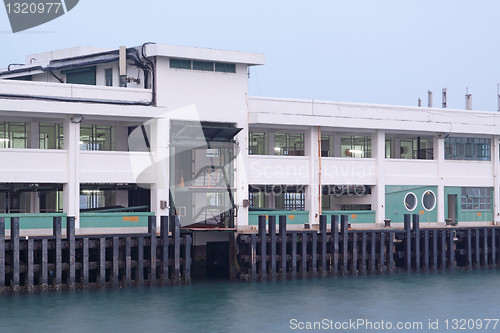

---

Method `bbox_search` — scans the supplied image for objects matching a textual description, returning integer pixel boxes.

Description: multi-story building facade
[0,43,499,234]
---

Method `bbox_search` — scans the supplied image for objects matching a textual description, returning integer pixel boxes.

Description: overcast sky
[1,0,499,112]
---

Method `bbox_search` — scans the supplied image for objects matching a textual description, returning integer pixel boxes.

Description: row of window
[249,132,494,161]
[0,121,113,151]
[170,58,236,73]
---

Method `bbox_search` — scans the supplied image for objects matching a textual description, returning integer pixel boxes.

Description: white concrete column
[268,130,275,155]
[372,130,385,224]
[236,129,249,227]
[394,138,401,159]
[29,192,39,213]
[29,121,39,149]
[114,123,129,151]
[150,118,170,229]
[333,133,341,157]
[493,135,499,224]
[63,117,80,227]
[305,126,320,225]
[434,135,445,224]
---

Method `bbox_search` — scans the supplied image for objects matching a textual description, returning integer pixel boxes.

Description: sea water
[1,270,500,332]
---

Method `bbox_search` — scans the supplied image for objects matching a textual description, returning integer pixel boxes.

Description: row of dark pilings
[0,215,191,292]
[236,214,500,281]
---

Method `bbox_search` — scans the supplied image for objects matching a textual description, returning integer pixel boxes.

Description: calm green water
[1,270,500,332]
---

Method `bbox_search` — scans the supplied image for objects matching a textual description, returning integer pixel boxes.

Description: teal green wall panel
[80,212,154,228]
[0,213,67,229]
[444,187,493,223]
[385,185,438,223]
[248,211,309,225]
[322,211,375,223]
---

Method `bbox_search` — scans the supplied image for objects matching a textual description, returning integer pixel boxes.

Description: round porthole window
[404,192,417,211]
[422,190,436,211]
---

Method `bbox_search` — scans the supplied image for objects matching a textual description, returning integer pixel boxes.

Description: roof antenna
[418,97,421,107]
[442,88,447,108]
[497,84,500,112]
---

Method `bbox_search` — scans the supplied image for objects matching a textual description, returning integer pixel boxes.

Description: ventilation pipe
[465,88,472,110]
[427,90,433,108]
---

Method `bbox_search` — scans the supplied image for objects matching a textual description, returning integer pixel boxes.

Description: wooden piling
[67,216,76,285]
[361,232,367,275]
[160,216,169,285]
[340,215,348,275]
[149,216,157,286]
[113,237,119,286]
[41,238,48,285]
[138,236,144,285]
[125,237,131,286]
[100,237,106,285]
[258,215,266,280]
[319,215,327,277]
[0,217,5,288]
[330,215,339,275]
[279,215,287,279]
[352,232,358,275]
[404,214,411,271]
[412,214,420,271]
[269,216,276,281]
[291,232,297,279]
[301,233,307,278]
[83,238,89,286]
[170,216,180,284]
[27,238,34,287]
[11,217,20,287]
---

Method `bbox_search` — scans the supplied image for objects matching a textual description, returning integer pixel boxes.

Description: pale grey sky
[1,0,499,111]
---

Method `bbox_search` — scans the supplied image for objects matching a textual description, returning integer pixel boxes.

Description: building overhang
[145,43,265,66]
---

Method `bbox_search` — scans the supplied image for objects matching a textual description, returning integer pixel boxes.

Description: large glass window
[274,133,304,156]
[341,135,371,158]
[461,187,492,210]
[249,132,266,155]
[80,125,113,151]
[445,137,491,161]
[0,121,28,148]
[321,135,332,157]
[39,123,64,149]
[385,137,433,159]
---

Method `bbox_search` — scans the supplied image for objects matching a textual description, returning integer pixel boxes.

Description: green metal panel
[64,66,96,85]
[444,187,493,223]
[0,213,67,229]
[385,185,438,223]
[80,212,154,228]
[248,211,309,225]
[322,210,375,223]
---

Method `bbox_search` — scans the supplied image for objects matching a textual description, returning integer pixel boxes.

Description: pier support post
[0,217,4,289]
[148,216,157,286]
[361,232,367,275]
[83,238,89,286]
[404,214,411,271]
[113,237,119,286]
[169,215,180,284]
[184,235,191,284]
[160,216,169,285]
[319,215,327,277]
[12,217,20,287]
[291,232,297,279]
[268,216,276,281]
[340,215,348,275]
[41,238,48,285]
[279,215,287,279]
[125,237,131,286]
[258,215,267,281]
[27,238,34,287]
[412,214,420,271]
[67,216,76,286]
[53,216,62,286]
[331,215,339,275]
[250,234,256,281]
[100,238,106,286]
